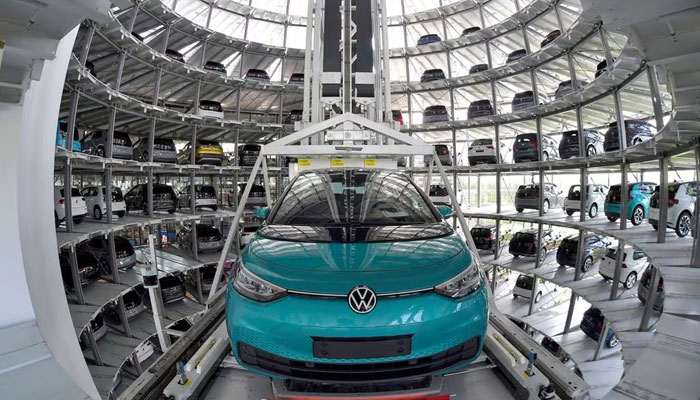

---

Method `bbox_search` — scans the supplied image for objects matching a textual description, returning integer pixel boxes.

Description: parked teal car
[226,169,488,383]
[604,182,657,225]
[55,120,81,152]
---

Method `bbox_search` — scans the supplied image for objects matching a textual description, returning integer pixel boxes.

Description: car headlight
[233,261,286,302]
[434,257,483,298]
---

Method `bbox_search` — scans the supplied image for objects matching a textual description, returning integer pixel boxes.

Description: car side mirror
[436,205,454,219]
[254,207,270,220]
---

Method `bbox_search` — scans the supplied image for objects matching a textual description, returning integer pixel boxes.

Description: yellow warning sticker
[331,159,345,167]
[298,159,311,167]
[364,159,376,167]
[521,371,531,379]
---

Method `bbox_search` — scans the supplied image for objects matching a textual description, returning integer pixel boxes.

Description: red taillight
[468,146,473,150]
[487,235,494,240]
[530,141,538,147]
[626,127,632,135]
[628,196,634,201]
[596,321,603,328]
[534,191,539,197]
[622,263,627,268]
[58,199,65,205]
[658,279,664,292]
[669,198,679,206]
[487,145,494,149]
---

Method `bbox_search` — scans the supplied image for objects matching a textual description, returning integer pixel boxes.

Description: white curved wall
[0,26,100,400]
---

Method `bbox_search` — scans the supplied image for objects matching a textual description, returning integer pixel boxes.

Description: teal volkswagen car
[226,169,488,384]
[604,182,657,225]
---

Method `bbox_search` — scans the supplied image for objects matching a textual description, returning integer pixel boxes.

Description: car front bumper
[226,283,488,382]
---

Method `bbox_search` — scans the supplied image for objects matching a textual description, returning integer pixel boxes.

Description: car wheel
[607,335,620,348]
[93,206,103,221]
[607,215,618,222]
[143,203,149,216]
[212,205,218,211]
[516,207,524,213]
[631,205,644,226]
[632,137,642,146]
[542,151,550,161]
[624,271,637,289]
[73,215,84,224]
[589,203,598,218]
[586,145,597,156]
[534,291,542,303]
[542,200,550,214]
[96,146,105,157]
[117,211,126,218]
[513,294,518,298]
[676,211,691,237]
[566,209,575,216]
[142,151,149,162]
[168,209,176,214]
[581,256,593,272]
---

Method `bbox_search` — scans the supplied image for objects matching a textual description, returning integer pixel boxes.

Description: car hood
[243,233,472,295]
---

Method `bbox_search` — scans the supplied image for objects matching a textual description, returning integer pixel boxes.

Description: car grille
[237,336,480,383]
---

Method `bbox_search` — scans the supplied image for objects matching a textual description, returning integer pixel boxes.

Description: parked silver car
[515,183,564,214]
[422,105,450,123]
[564,184,608,218]
[648,181,697,237]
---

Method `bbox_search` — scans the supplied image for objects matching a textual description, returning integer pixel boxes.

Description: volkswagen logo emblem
[348,285,377,314]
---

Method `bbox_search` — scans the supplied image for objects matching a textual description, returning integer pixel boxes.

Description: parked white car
[80,186,127,220]
[195,100,224,119]
[648,181,697,237]
[512,274,554,303]
[599,246,649,289]
[468,138,512,165]
[54,187,87,227]
[564,184,608,218]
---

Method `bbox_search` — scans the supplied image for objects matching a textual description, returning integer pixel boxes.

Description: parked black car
[603,120,656,152]
[204,60,227,74]
[245,68,270,81]
[238,144,261,166]
[185,264,225,294]
[104,288,145,328]
[506,49,527,63]
[540,30,561,48]
[84,60,97,78]
[509,228,559,262]
[556,234,610,272]
[86,235,136,274]
[581,307,619,347]
[287,73,304,84]
[513,133,558,162]
[638,264,664,311]
[59,246,101,289]
[468,99,494,119]
[422,105,450,123]
[133,137,178,163]
[165,49,185,63]
[595,59,611,78]
[178,224,224,253]
[558,129,604,158]
[420,68,446,82]
[469,64,489,74]
[124,183,177,214]
[471,225,511,251]
[462,26,481,36]
[283,109,303,124]
[159,273,186,304]
[511,90,535,111]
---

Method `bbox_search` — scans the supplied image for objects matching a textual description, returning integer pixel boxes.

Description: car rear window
[471,228,492,236]
[516,133,537,142]
[515,274,533,289]
[113,131,132,146]
[517,185,539,196]
[60,188,82,197]
[197,185,216,194]
[429,185,448,196]
[241,144,261,152]
[425,105,447,114]
[153,185,174,194]
[472,139,492,146]
[514,231,535,240]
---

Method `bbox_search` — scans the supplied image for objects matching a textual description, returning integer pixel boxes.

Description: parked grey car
[554,79,589,99]
[133,137,177,163]
[513,133,559,162]
[515,183,564,214]
[424,144,453,166]
[82,130,133,159]
[422,105,450,123]
[511,90,535,111]
[565,184,608,218]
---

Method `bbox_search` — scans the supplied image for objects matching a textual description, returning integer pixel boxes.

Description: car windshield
[269,170,439,226]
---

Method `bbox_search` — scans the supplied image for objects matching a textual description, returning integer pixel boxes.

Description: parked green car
[604,182,657,225]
